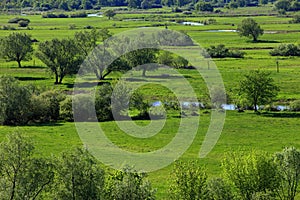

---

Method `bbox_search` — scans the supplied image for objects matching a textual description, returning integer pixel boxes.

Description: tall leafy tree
[238,70,279,112]
[104,9,116,19]
[54,148,105,200]
[0,132,54,200]
[0,76,32,125]
[237,18,264,42]
[274,147,300,200]
[222,151,280,199]
[36,38,83,84]
[0,32,33,68]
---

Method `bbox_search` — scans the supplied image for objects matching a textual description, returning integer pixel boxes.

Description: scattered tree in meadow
[237,18,264,42]
[238,70,279,112]
[269,43,300,56]
[0,32,33,68]
[0,132,54,200]
[104,9,116,19]
[36,38,83,84]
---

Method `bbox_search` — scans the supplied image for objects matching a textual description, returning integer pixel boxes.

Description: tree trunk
[17,60,22,68]
[54,71,59,84]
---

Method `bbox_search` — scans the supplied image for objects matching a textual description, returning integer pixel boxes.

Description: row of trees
[170,147,300,200]
[1,0,297,10]
[0,30,192,84]
[0,131,156,200]
[3,131,300,200]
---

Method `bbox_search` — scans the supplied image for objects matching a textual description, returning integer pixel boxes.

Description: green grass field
[1,6,300,199]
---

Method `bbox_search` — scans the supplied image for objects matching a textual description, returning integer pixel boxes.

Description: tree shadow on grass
[247,40,279,44]
[15,76,47,81]
[26,122,65,127]
[261,112,300,118]
[22,65,45,69]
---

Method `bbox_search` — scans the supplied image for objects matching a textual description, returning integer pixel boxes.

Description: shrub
[57,13,68,18]
[169,160,209,199]
[69,23,76,29]
[95,84,113,121]
[290,100,300,111]
[105,167,156,200]
[70,12,87,18]
[222,151,280,199]
[72,94,96,121]
[207,178,236,200]
[42,13,58,18]
[18,20,29,27]
[289,15,300,23]
[270,43,300,56]
[8,17,30,23]
[205,44,245,58]
[30,90,62,123]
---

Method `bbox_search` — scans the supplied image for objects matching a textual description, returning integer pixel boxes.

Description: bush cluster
[270,43,300,56]
[42,12,86,18]
[0,76,63,125]
[170,147,300,200]
[0,76,158,125]
[205,44,245,58]
[8,17,30,23]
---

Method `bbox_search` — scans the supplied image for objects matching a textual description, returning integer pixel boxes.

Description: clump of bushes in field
[0,76,168,125]
[0,132,156,200]
[204,44,245,58]
[8,17,30,24]
[270,43,300,56]
[290,100,300,111]
[0,76,63,125]
[42,12,85,18]
[289,15,300,23]
[70,12,88,18]
[170,147,300,200]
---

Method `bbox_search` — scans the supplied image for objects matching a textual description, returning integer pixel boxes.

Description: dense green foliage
[238,70,279,112]
[270,43,300,56]
[37,38,83,84]
[237,18,264,42]
[205,44,245,58]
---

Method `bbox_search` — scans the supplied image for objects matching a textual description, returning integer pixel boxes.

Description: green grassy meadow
[1,7,300,198]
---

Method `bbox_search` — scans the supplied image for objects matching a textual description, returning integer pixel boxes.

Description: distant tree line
[1,0,299,11]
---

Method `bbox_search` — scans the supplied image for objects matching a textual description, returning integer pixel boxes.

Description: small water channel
[180,21,204,26]
[152,101,288,111]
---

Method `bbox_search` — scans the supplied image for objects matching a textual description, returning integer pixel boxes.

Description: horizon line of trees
[1,0,299,11]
